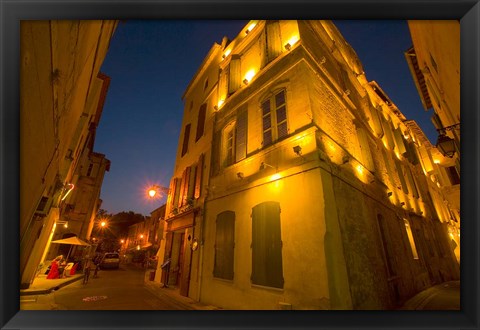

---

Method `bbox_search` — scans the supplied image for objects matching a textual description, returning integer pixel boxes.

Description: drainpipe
[196,111,217,302]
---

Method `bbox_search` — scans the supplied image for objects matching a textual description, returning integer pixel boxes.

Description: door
[179,228,194,297]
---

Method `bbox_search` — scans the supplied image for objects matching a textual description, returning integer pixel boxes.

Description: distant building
[158,20,460,310]
[405,20,460,262]
[20,20,118,289]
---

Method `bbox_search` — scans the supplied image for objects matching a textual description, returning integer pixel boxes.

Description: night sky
[95,20,437,216]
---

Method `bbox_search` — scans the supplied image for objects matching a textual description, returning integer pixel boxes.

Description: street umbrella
[51,236,90,261]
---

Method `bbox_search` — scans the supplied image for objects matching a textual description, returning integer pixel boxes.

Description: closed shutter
[166,178,177,212]
[194,154,204,199]
[406,167,419,198]
[178,167,191,207]
[405,141,420,165]
[218,67,229,101]
[213,211,235,280]
[382,117,396,150]
[187,165,196,200]
[395,160,409,194]
[172,178,180,210]
[181,124,191,156]
[235,105,248,162]
[251,201,283,288]
[356,127,375,172]
[370,107,384,138]
[196,104,207,142]
[229,55,241,94]
[266,21,282,63]
[393,127,407,155]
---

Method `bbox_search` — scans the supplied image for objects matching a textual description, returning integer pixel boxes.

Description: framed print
[1,0,479,329]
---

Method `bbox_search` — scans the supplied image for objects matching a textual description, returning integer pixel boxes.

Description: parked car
[99,252,120,269]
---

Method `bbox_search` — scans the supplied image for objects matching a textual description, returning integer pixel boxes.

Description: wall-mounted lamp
[148,184,170,198]
[61,183,75,201]
[285,43,292,51]
[260,162,276,171]
[243,79,249,85]
[342,155,350,164]
[237,172,244,179]
[293,145,302,156]
[435,123,460,158]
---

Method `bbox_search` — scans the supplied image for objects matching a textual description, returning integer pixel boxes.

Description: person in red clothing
[46,256,62,279]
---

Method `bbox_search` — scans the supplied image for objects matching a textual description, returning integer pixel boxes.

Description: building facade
[20,20,117,288]
[157,20,460,310]
[405,20,460,262]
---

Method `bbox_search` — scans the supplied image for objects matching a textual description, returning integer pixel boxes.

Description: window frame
[261,89,288,148]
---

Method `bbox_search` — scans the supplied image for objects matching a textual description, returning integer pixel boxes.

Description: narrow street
[21,264,189,310]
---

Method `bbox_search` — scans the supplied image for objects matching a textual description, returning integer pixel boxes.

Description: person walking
[83,257,92,284]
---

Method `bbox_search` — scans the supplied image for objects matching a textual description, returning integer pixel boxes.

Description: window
[262,90,288,147]
[204,78,209,91]
[223,121,236,167]
[446,166,460,185]
[86,163,94,177]
[213,211,235,280]
[196,104,207,142]
[181,124,191,156]
[251,201,283,288]
[403,219,419,259]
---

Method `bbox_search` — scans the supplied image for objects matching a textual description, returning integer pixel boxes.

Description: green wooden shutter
[229,55,241,94]
[214,211,235,280]
[251,201,283,288]
[235,105,248,162]
[266,21,282,63]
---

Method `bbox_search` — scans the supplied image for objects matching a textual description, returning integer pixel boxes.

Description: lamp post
[435,123,460,158]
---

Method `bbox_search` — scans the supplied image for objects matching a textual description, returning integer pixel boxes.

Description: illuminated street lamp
[435,123,460,158]
[147,184,170,198]
[120,239,125,244]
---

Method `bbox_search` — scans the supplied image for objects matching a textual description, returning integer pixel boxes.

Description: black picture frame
[1,0,478,329]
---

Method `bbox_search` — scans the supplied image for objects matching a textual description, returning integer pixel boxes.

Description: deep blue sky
[95,20,436,216]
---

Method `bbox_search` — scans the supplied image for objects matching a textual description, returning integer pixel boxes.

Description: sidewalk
[397,281,460,310]
[20,274,84,296]
[143,279,222,310]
